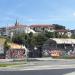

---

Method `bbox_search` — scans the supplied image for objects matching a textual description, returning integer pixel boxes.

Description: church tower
[15,20,19,26]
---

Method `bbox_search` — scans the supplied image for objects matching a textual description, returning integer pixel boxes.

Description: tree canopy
[53,24,65,30]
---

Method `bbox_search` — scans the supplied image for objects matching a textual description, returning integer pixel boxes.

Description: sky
[0,0,75,29]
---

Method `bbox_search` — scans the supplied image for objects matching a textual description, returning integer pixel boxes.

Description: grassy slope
[0,37,6,45]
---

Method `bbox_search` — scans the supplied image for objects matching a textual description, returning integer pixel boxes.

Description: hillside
[0,37,6,45]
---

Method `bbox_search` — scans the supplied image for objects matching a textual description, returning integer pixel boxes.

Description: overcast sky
[0,0,75,29]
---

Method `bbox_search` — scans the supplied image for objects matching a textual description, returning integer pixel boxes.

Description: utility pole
[24,45,29,62]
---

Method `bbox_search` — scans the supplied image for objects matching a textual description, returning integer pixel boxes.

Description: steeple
[15,20,19,26]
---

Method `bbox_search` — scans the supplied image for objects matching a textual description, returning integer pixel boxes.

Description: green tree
[12,33,48,50]
[12,33,33,47]
[44,31,54,38]
[55,32,59,38]
[71,34,75,39]
[12,34,25,45]
[28,32,33,38]
[34,34,48,46]
[61,34,68,38]
[53,24,65,30]
[4,40,10,50]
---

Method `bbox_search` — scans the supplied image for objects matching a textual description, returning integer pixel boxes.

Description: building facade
[6,43,26,59]
[71,30,75,35]
[0,27,7,36]
[30,24,55,32]
[7,21,36,37]
[55,29,72,38]
[42,38,75,57]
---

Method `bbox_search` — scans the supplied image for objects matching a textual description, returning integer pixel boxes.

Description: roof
[8,43,25,49]
[0,28,6,31]
[8,25,27,30]
[30,24,54,28]
[50,38,75,44]
[55,29,69,32]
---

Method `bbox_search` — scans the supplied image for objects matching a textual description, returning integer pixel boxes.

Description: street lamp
[34,46,37,50]
[34,46,37,57]
[10,32,13,41]
[24,45,29,62]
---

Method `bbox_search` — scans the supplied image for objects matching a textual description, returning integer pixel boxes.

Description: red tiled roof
[55,29,69,32]
[8,25,27,30]
[30,24,54,28]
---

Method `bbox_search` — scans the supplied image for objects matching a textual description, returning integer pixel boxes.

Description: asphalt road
[0,68,75,75]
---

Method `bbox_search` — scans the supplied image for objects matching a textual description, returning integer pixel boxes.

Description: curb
[0,64,75,71]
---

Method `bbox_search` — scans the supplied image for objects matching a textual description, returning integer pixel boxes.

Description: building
[42,38,75,57]
[50,50,63,57]
[6,43,27,59]
[55,29,72,38]
[30,24,55,32]
[0,27,7,36]
[0,38,6,59]
[7,21,36,37]
[0,44,5,59]
[71,30,75,35]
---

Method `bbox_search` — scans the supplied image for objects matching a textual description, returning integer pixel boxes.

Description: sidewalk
[0,64,75,71]
[0,58,75,71]
[28,57,75,61]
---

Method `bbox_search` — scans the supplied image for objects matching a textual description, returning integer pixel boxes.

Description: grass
[0,64,18,67]
[60,56,75,59]
[52,56,75,59]
[0,37,6,45]
[0,62,26,67]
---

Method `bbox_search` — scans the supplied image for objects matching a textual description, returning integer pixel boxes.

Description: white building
[7,21,36,37]
[55,29,72,38]
[30,24,55,32]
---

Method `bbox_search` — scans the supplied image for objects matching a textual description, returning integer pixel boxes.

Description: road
[0,59,75,75]
[1,59,75,71]
[0,68,75,75]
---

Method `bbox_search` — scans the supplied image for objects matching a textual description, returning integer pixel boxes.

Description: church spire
[15,20,19,26]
